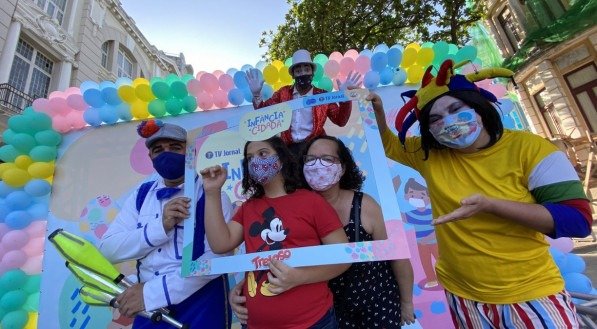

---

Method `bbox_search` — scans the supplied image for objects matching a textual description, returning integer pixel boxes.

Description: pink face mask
[303,162,343,191]
[248,155,281,185]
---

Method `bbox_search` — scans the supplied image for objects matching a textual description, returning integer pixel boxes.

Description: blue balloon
[116,103,132,121]
[387,48,403,67]
[563,272,592,293]
[101,87,121,106]
[5,210,32,229]
[83,107,102,127]
[0,182,15,198]
[226,68,238,76]
[255,61,267,70]
[363,71,380,89]
[227,88,244,106]
[359,49,373,58]
[115,77,133,88]
[550,247,566,271]
[24,179,51,197]
[563,253,586,274]
[379,67,394,85]
[83,88,105,108]
[98,106,119,124]
[79,81,99,94]
[390,44,404,51]
[373,43,389,53]
[233,71,249,89]
[6,191,32,210]
[242,88,253,103]
[0,203,10,222]
[370,52,388,72]
[27,203,48,219]
[261,84,274,101]
[392,69,407,86]
[240,64,254,72]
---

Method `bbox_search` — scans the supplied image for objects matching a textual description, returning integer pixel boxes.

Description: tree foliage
[259,0,485,60]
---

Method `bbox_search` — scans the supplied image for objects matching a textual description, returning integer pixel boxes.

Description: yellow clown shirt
[382,128,586,303]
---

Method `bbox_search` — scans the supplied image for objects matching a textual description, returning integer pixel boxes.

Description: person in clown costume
[246,49,361,155]
[367,59,592,328]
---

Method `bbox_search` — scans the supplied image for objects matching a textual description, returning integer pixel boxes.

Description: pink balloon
[219,74,234,92]
[548,237,574,253]
[339,57,355,76]
[485,84,507,98]
[324,60,340,78]
[66,94,87,111]
[195,71,206,79]
[24,221,46,238]
[0,223,10,240]
[344,49,359,60]
[48,90,65,99]
[22,237,44,257]
[355,55,371,75]
[461,63,481,75]
[187,79,202,96]
[129,138,153,175]
[329,51,343,62]
[52,115,71,133]
[213,70,224,78]
[48,97,70,116]
[66,110,87,130]
[197,92,213,110]
[32,98,51,114]
[1,229,29,251]
[199,74,219,93]
[64,87,81,96]
[21,255,43,275]
[2,249,27,269]
[212,89,229,109]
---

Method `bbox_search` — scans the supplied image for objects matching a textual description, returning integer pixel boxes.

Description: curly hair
[418,90,503,160]
[241,136,302,199]
[299,136,365,191]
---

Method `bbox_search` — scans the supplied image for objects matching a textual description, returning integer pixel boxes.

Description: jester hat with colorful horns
[394,59,515,145]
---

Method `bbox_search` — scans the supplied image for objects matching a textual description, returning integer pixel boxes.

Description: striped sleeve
[528,151,588,203]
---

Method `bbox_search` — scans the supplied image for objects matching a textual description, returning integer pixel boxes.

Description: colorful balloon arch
[0,42,590,328]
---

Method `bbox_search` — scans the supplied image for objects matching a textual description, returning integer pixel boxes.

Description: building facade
[0,0,192,135]
[485,0,596,201]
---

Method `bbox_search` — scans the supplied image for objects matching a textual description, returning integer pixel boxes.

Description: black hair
[299,136,364,191]
[241,136,301,199]
[418,90,503,160]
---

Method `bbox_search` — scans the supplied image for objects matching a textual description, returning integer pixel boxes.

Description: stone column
[54,61,73,91]
[0,20,22,84]
[66,0,81,35]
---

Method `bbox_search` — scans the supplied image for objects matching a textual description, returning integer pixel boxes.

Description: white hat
[288,49,316,76]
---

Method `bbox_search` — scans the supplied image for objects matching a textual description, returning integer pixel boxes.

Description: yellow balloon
[401,48,418,68]
[2,168,31,187]
[25,312,38,329]
[417,48,435,67]
[132,77,149,87]
[0,162,16,177]
[263,65,280,85]
[45,176,53,184]
[279,68,293,85]
[131,100,150,119]
[406,42,421,52]
[407,65,425,83]
[117,85,137,103]
[273,81,285,91]
[135,84,155,102]
[272,60,284,69]
[15,155,33,169]
[28,162,55,179]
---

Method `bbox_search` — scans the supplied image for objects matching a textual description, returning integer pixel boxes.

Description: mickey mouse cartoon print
[250,207,289,252]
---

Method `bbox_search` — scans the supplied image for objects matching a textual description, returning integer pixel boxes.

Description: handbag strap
[351,192,363,242]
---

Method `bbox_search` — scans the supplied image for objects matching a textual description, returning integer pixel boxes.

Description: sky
[119,0,291,75]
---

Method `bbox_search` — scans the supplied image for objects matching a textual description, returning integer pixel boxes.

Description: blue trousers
[133,275,231,329]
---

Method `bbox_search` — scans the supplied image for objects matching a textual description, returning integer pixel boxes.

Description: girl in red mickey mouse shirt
[201,136,349,329]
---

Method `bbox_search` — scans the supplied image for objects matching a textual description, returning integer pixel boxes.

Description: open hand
[162,197,190,231]
[433,194,491,225]
[229,279,248,324]
[246,69,264,96]
[401,300,416,325]
[337,71,362,91]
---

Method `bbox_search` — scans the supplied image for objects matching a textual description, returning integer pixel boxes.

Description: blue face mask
[152,152,186,180]
[429,108,482,149]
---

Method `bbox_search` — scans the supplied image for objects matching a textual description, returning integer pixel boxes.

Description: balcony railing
[0,83,34,115]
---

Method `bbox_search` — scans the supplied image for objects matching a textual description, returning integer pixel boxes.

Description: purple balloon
[1,249,27,270]
[1,230,29,251]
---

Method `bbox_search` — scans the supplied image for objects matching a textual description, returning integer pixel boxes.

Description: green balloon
[0,309,28,329]
[151,81,171,100]
[313,63,324,82]
[313,53,328,66]
[7,116,30,134]
[23,292,39,312]
[318,77,333,92]
[181,74,194,83]
[284,57,293,67]
[29,145,57,162]
[165,74,178,84]
[11,133,37,153]
[182,95,197,113]
[34,130,62,146]
[0,270,27,292]
[165,98,183,115]
[0,290,27,311]
[22,276,40,295]
[27,112,53,133]
[0,145,21,162]
[2,129,16,145]
[170,81,188,99]
[148,99,167,117]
